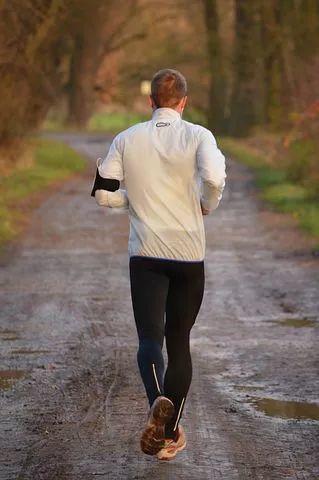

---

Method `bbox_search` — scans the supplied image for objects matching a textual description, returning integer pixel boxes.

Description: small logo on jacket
[156,122,170,127]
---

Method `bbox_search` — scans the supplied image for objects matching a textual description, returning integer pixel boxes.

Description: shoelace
[162,438,176,448]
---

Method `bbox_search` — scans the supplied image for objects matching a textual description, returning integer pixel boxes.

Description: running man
[90,68,227,461]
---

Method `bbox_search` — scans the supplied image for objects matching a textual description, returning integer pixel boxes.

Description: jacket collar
[151,107,181,121]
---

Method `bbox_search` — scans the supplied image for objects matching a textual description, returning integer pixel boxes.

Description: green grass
[42,107,209,134]
[0,138,86,250]
[87,107,207,133]
[218,136,319,245]
[42,110,149,134]
[218,137,268,170]
[88,111,149,133]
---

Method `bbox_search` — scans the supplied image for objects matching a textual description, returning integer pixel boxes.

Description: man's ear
[178,96,187,111]
[149,95,158,109]
[149,95,156,108]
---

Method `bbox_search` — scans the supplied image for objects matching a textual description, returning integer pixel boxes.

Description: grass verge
[87,111,148,133]
[42,107,208,135]
[218,137,319,247]
[0,138,87,252]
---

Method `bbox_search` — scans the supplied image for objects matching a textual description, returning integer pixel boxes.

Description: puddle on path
[0,370,26,390]
[11,349,50,355]
[0,330,20,341]
[267,317,317,328]
[248,397,319,421]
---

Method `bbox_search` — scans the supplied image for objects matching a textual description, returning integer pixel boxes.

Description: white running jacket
[94,107,227,261]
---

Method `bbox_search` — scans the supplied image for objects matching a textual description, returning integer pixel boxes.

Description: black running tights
[129,255,205,439]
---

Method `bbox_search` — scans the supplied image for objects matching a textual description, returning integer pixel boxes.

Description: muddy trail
[1,133,318,480]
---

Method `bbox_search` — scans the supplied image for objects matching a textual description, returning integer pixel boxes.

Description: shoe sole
[156,440,187,461]
[140,396,175,455]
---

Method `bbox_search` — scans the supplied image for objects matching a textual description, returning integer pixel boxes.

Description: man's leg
[163,260,205,439]
[129,256,169,406]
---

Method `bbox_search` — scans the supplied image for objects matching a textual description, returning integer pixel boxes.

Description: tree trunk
[203,0,228,134]
[228,0,257,136]
[66,32,99,128]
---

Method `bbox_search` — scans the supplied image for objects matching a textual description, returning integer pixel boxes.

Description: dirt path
[1,133,318,480]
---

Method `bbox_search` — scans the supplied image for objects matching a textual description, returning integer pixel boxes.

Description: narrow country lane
[0,133,318,480]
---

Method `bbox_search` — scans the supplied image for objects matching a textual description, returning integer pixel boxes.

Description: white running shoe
[156,425,187,461]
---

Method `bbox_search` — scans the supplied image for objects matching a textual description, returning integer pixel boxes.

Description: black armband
[90,167,120,197]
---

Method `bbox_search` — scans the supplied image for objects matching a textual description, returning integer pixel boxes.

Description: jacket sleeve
[95,189,129,209]
[196,128,227,213]
[90,161,120,197]
[98,133,124,181]
[90,134,129,209]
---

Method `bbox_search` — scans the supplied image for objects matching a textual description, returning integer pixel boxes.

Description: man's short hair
[151,68,187,108]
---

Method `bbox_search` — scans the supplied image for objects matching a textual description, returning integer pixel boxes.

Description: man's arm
[90,162,120,197]
[90,134,129,210]
[196,128,227,214]
[95,188,129,209]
